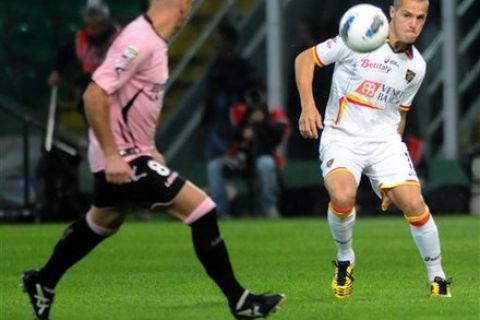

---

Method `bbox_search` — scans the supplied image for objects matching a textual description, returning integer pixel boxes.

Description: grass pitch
[1,215,479,320]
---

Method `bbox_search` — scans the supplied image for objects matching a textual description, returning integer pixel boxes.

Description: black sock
[39,217,108,288]
[190,210,244,307]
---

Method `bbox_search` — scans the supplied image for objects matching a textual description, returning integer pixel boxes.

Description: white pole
[45,86,58,152]
[266,0,285,109]
[441,0,459,160]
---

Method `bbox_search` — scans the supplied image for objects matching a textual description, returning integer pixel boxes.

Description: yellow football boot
[331,260,354,299]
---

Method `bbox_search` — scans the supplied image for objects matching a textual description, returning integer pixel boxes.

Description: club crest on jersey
[405,69,416,84]
[115,45,139,73]
[123,45,139,62]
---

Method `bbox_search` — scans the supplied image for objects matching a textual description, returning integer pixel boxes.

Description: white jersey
[312,36,426,143]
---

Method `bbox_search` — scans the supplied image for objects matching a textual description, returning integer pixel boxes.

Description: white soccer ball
[339,4,389,53]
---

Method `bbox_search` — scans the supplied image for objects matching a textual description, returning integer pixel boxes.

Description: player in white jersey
[295,0,451,298]
[21,1,284,319]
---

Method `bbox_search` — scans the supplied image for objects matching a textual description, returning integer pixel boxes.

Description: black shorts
[93,156,186,208]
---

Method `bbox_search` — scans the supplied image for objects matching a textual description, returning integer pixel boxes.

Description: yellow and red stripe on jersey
[334,94,382,125]
[406,205,431,226]
[399,105,411,112]
[311,46,325,67]
[335,96,349,125]
[346,93,382,110]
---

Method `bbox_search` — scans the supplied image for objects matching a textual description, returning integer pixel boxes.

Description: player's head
[176,0,194,28]
[389,0,429,45]
[148,0,193,36]
[83,3,112,42]
[149,0,193,19]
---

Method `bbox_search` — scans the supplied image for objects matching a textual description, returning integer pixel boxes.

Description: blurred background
[0,0,478,222]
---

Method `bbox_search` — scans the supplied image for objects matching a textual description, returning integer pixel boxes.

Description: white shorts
[319,138,420,199]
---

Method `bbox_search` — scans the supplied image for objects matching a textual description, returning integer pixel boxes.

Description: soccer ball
[339,4,389,53]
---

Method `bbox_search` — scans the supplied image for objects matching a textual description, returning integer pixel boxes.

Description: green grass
[1,215,479,320]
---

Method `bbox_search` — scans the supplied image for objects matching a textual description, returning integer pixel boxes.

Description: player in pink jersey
[295,0,450,299]
[22,1,284,319]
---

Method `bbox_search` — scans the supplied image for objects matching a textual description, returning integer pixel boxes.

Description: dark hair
[217,24,238,45]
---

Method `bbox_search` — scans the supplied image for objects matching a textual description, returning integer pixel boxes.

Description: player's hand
[105,154,134,184]
[299,106,323,139]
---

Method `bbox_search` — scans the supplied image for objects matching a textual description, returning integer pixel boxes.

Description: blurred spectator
[36,1,121,220]
[202,23,255,216]
[47,1,121,116]
[287,19,329,160]
[288,19,326,109]
[210,81,290,218]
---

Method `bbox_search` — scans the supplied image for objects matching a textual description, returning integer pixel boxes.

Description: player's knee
[329,189,356,210]
[326,176,357,210]
[401,197,426,216]
[86,209,123,236]
[184,197,216,225]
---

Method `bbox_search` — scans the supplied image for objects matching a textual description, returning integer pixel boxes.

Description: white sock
[328,206,356,263]
[409,216,446,281]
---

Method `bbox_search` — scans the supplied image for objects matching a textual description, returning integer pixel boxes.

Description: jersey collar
[386,39,414,59]
[143,14,169,44]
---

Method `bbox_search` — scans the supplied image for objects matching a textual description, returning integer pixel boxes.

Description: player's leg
[168,181,284,318]
[22,206,126,319]
[255,155,280,218]
[320,139,364,299]
[38,206,125,287]
[384,185,451,297]
[138,156,283,317]
[324,170,358,299]
[168,181,243,301]
[325,170,358,262]
[367,140,450,297]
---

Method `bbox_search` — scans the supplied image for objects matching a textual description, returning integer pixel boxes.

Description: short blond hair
[393,0,429,9]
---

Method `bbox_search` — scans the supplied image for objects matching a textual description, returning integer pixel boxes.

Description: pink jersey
[89,15,168,172]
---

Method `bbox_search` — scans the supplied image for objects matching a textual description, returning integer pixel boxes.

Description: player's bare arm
[398,110,407,135]
[295,48,323,139]
[83,82,133,184]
